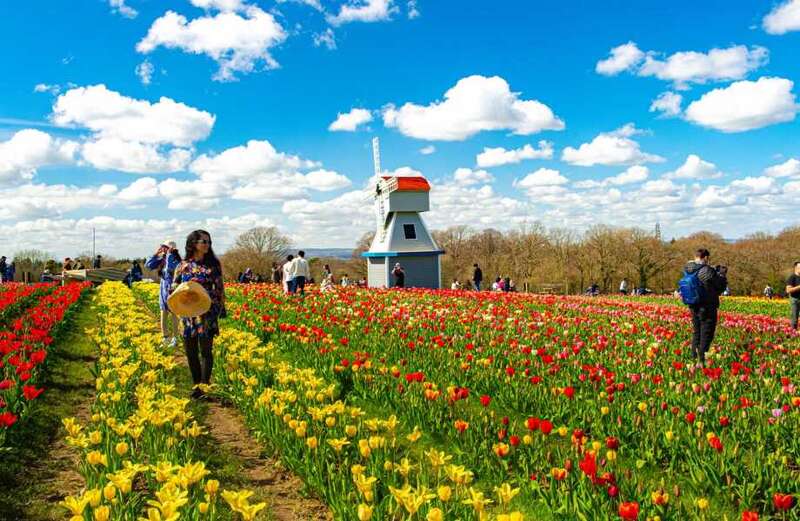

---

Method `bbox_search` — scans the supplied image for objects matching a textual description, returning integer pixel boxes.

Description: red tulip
[741,511,758,521]
[618,501,639,520]
[480,395,491,407]
[0,411,17,428]
[540,420,553,435]
[773,493,794,511]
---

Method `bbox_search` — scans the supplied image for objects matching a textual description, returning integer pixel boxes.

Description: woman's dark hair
[185,229,221,270]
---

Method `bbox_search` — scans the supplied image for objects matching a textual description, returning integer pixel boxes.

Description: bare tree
[222,226,292,280]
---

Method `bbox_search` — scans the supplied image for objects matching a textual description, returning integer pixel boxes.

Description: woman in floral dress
[173,229,225,399]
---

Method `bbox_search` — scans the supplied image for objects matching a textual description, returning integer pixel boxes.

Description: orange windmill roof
[381,175,431,192]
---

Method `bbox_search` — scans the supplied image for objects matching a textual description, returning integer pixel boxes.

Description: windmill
[362,137,444,289]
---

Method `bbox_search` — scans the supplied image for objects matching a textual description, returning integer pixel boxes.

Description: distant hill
[301,248,354,259]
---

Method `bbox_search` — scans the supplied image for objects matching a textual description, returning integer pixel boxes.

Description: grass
[0,293,97,521]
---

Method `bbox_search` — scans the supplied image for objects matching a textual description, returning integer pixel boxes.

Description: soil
[203,401,330,521]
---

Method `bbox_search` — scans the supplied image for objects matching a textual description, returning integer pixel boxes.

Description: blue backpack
[678,269,704,305]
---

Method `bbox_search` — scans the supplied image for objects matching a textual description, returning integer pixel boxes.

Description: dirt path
[203,402,330,521]
[0,297,98,521]
[135,292,330,521]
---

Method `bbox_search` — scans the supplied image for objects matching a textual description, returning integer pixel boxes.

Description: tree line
[6,224,800,295]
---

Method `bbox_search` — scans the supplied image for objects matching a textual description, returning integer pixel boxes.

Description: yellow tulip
[115,441,129,456]
[357,504,373,521]
[93,505,110,521]
[437,485,452,502]
[426,508,443,521]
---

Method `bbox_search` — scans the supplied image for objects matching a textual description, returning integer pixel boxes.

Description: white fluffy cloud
[452,168,494,186]
[136,60,154,86]
[190,0,245,11]
[597,43,768,88]
[137,6,287,82]
[117,177,160,201]
[185,139,349,202]
[574,165,649,189]
[649,91,682,117]
[52,84,215,147]
[108,0,137,18]
[763,0,800,34]
[313,28,337,50]
[81,138,192,174]
[664,154,722,180]
[190,140,318,182]
[419,145,436,155]
[514,168,569,197]
[596,42,645,75]
[383,75,564,141]
[1,213,283,259]
[684,77,798,132]
[327,0,398,26]
[328,108,373,131]
[475,140,553,168]
[561,124,664,167]
[639,45,768,88]
[0,183,119,220]
[764,158,800,178]
[0,129,78,183]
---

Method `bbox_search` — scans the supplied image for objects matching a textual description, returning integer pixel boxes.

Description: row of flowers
[61,282,264,521]
[222,284,798,520]
[0,282,56,324]
[133,281,528,520]
[0,281,90,447]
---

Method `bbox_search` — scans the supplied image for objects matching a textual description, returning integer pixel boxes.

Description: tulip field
[218,285,800,521]
[2,281,800,521]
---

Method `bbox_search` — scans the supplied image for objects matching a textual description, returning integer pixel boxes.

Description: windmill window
[403,224,417,240]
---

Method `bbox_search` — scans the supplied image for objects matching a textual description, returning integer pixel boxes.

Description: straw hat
[167,281,211,318]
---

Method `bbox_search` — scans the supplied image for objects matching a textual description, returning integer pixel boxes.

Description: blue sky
[1,0,800,258]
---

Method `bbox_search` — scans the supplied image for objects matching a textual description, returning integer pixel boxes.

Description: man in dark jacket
[684,248,728,366]
[472,263,483,291]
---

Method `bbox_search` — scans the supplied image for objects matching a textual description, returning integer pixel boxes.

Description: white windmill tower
[362,138,444,288]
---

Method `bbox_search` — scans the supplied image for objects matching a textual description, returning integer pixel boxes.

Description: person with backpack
[785,262,800,329]
[679,248,728,366]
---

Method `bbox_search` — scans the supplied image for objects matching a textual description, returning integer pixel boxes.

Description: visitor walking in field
[392,262,405,288]
[785,262,800,329]
[619,278,628,295]
[271,262,282,285]
[0,256,6,283]
[173,230,226,400]
[93,255,102,269]
[290,251,310,295]
[472,263,483,291]
[764,284,774,299]
[145,241,182,347]
[680,248,727,367]
[282,255,294,294]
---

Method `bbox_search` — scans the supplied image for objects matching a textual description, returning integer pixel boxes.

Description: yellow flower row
[61,282,264,521]
[214,325,526,520]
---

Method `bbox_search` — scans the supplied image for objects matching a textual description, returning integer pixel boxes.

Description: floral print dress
[173,259,224,339]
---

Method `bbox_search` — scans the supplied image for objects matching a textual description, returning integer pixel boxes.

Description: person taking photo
[146,240,182,347]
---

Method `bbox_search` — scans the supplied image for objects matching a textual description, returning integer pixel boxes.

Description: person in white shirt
[290,250,310,296]
[619,278,628,295]
[282,254,294,294]
[341,274,350,287]
[451,279,461,290]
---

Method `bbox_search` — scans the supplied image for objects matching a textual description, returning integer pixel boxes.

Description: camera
[715,265,728,276]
